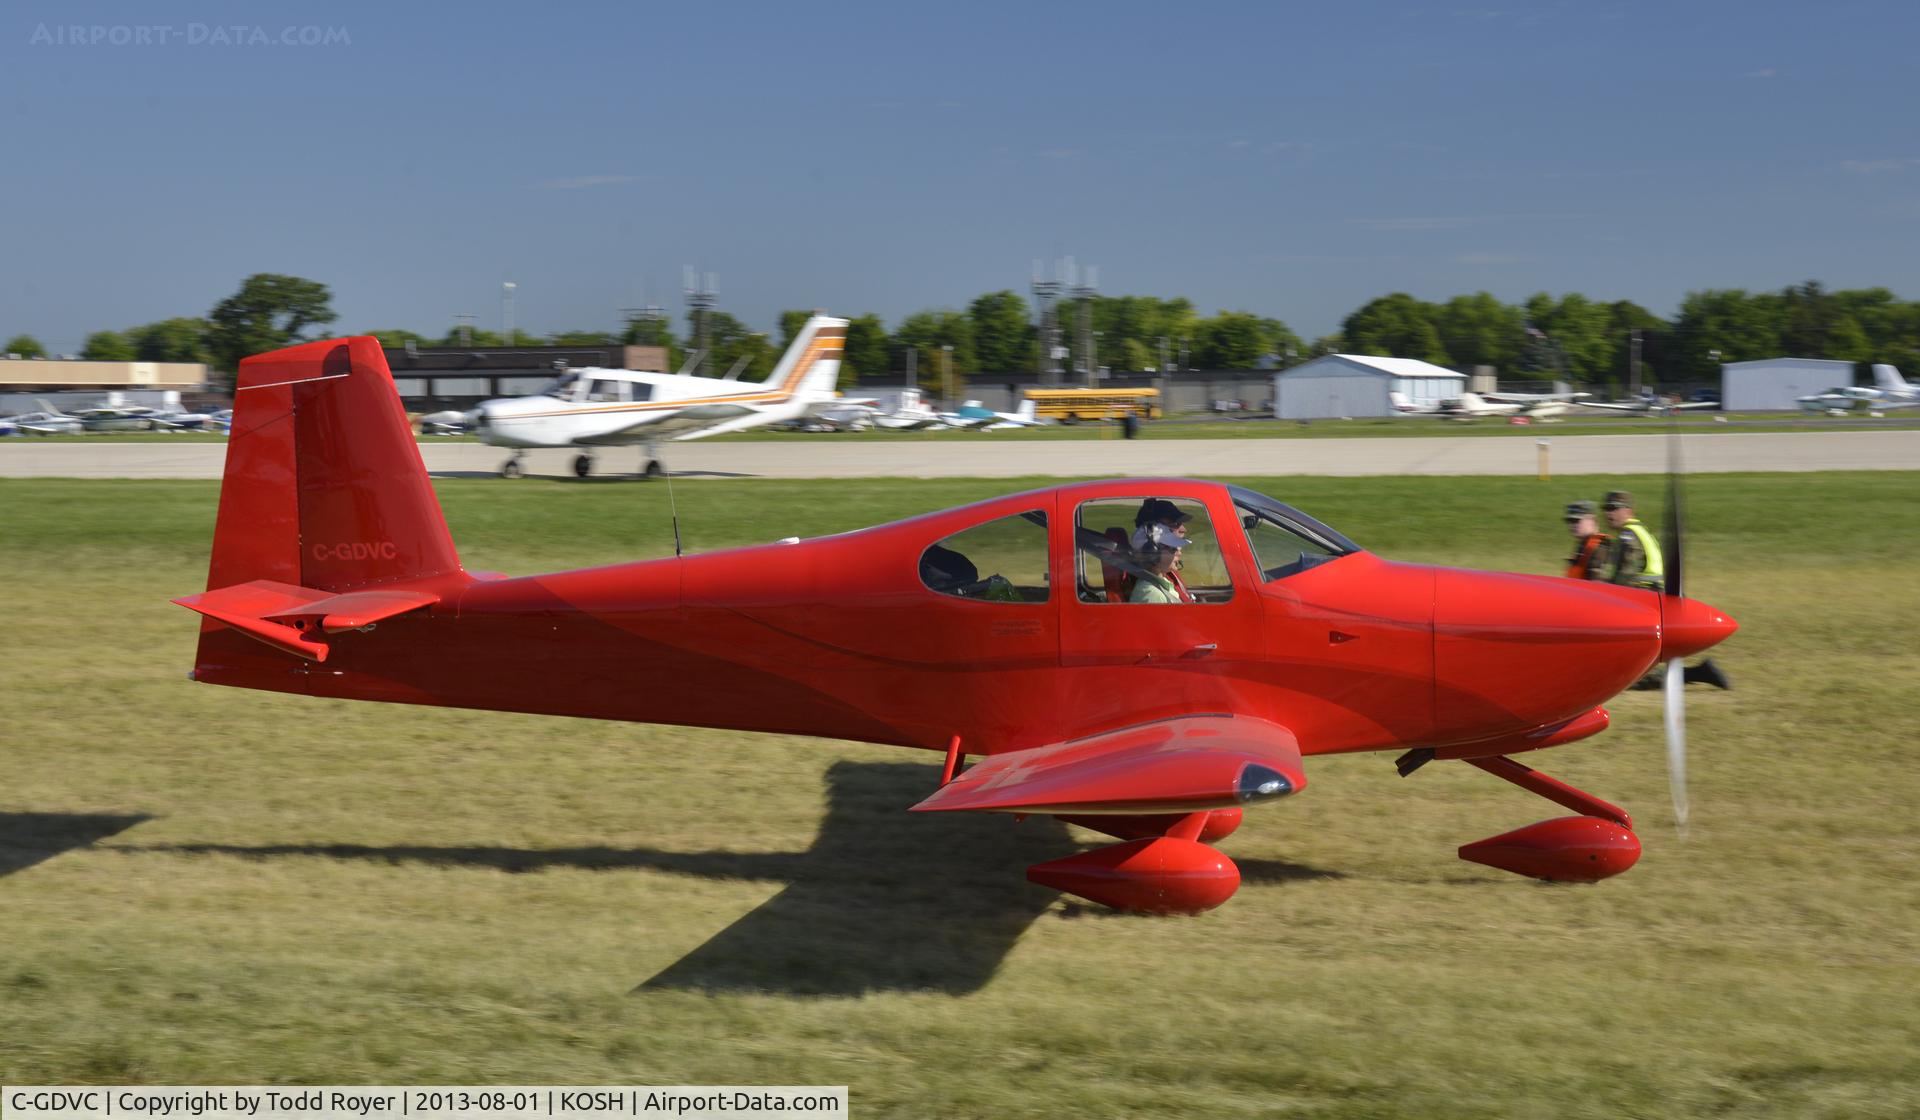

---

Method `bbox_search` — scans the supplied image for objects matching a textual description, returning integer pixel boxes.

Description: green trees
[208,274,337,378]
[130,318,213,364]
[1434,293,1524,371]
[841,314,889,387]
[1341,294,1448,364]
[967,291,1033,373]
[4,334,47,358]
[82,331,136,360]
[893,309,975,392]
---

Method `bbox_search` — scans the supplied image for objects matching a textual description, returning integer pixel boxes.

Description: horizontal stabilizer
[174,579,438,662]
[911,714,1305,816]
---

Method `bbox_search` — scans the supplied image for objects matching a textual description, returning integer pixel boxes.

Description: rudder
[206,336,462,593]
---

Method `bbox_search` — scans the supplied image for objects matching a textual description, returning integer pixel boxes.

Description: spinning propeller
[1661,420,1689,835]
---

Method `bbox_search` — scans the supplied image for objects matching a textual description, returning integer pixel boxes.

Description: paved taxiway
[2,430,1917,479]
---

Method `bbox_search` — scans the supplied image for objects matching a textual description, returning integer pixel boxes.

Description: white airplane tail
[1872,364,1910,392]
[1016,399,1036,420]
[767,315,847,399]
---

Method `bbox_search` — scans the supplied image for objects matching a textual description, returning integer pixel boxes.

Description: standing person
[1603,490,1664,590]
[1563,499,1607,580]
[1603,490,1732,690]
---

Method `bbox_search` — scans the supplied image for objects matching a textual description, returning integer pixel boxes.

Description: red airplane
[176,337,1737,913]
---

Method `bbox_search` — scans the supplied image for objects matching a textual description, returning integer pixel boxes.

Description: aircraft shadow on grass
[0,812,151,879]
[122,763,1071,996]
[118,761,1345,997]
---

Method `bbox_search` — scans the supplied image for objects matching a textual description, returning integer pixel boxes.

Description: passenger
[1128,523,1189,604]
[1563,499,1607,580]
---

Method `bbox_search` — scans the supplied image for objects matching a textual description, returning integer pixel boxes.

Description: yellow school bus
[1023,387,1162,423]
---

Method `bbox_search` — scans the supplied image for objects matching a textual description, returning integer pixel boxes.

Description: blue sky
[4,0,1918,354]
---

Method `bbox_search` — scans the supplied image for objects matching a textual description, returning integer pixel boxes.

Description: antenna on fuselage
[664,462,683,558]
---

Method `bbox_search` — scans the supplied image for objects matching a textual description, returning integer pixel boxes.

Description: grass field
[2,472,1917,1117]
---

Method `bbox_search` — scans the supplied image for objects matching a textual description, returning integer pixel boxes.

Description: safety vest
[1566,533,1606,580]
[1617,519,1664,588]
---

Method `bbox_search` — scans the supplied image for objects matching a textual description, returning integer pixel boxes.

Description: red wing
[910,715,1305,816]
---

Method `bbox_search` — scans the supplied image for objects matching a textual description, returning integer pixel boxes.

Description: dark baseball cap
[1134,498,1194,527]
[1564,500,1597,521]
[1602,490,1634,511]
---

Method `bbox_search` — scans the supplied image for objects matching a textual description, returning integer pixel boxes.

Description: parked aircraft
[470,316,846,477]
[939,399,1047,430]
[5,401,83,434]
[1797,364,1920,414]
[173,335,1736,913]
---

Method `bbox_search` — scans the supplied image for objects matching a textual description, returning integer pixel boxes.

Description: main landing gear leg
[572,452,594,479]
[1456,755,1640,882]
[499,451,525,479]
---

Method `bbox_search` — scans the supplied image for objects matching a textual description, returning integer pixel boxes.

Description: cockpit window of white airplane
[585,378,627,403]
[540,371,579,399]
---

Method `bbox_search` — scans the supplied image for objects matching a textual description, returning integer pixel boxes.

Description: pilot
[1128,523,1189,604]
[1601,491,1732,690]
[1563,499,1606,580]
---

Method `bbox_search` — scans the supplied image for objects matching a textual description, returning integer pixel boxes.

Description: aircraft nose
[1660,596,1738,660]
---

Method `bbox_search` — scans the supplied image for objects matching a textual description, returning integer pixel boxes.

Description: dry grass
[1,473,1916,1117]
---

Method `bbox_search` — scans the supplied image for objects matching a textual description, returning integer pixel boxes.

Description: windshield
[1228,485,1360,581]
[539,371,580,400]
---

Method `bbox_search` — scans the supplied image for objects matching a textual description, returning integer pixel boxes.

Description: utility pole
[941,344,954,406]
[904,348,916,393]
[683,267,717,375]
[454,314,476,347]
[1158,336,1171,374]
[501,282,516,345]
[1071,261,1098,388]
[1628,328,1642,397]
[1031,260,1063,384]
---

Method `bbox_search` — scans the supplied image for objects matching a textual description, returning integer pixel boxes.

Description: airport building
[381,342,669,409]
[1721,357,1854,411]
[1270,355,1465,420]
[0,357,206,392]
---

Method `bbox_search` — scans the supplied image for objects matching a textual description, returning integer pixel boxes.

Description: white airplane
[1572,391,1715,416]
[867,388,947,430]
[6,400,83,434]
[939,399,1047,430]
[1402,390,1584,421]
[471,315,847,477]
[1797,364,1920,414]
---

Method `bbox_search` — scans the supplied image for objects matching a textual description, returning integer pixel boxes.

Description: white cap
[1131,523,1188,553]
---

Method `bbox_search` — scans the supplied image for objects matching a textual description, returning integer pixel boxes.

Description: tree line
[15,274,1920,392]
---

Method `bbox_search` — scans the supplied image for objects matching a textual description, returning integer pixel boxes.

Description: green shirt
[1130,574,1180,604]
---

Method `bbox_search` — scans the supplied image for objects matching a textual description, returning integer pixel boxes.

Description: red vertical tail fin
[207,336,462,593]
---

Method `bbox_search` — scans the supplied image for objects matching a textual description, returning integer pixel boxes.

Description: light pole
[502,281,516,345]
[941,344,954,406]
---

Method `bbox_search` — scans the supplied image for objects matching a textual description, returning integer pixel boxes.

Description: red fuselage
[192,479,1715,761]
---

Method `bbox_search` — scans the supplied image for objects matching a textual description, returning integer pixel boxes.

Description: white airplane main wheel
[500,457,524,479]
[573,454,594,479]
[643,459,664,479]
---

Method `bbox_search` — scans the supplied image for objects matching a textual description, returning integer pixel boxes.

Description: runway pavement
[2,430,1918,480]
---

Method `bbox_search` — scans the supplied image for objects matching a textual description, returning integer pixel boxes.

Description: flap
[911,714,1306,816]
